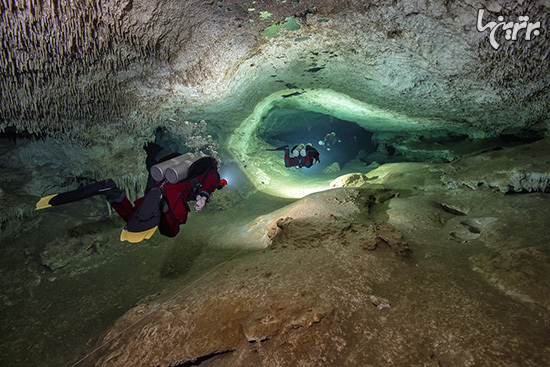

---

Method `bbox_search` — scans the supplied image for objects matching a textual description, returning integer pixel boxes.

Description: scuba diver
[318,132,341,151]
[35,143,227,243]
[267,143,320,169]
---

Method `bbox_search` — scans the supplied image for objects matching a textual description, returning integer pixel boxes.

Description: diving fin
[35,194,58,210]
[120,226,158,243]
[35,180,118,210]
[120,187,162,243]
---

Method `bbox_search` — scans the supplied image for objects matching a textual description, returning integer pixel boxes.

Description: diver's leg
[47,179,118,206]
[51,179,134,221]
[284,147,293,167]
[36,179,137,222]
[109,197,135,222]
[99,180,136,222]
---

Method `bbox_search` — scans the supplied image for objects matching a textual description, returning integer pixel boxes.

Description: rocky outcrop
[81,143,550,366]
[362,138,550,311]
[441,139,550,193]
[330,172,370,188]
[82,189,413,367]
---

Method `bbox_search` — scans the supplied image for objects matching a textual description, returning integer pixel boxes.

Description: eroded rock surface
[84,201,413,367]
[441,139,550,193]
[83,142,550,367]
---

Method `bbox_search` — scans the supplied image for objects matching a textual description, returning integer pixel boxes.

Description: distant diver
[267,143,320,169]
[318,132,341,151]
[35,143,227,243]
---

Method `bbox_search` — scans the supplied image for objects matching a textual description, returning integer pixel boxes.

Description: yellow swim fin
[35,194,58,210]
[120,226,158,243]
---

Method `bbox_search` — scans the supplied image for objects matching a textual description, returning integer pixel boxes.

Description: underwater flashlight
[218,179,227,190]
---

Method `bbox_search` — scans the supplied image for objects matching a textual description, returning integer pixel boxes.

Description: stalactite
[1,0,159,135]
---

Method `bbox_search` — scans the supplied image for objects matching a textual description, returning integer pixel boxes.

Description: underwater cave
[258,108,376,171]
[1,0,550,366]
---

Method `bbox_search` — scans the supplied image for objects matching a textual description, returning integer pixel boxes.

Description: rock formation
[1,0,549,197]
[0,1,549,366]
[79,140,550,367]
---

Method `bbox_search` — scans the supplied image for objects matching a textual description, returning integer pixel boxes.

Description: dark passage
[257,108,547,171]
[258,108,375,170]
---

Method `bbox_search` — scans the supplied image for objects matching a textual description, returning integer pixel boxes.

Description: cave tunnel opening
[256,106,548,181]
[258,108,376,172]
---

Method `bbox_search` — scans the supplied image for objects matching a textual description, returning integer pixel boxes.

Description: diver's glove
[194,195,207,212]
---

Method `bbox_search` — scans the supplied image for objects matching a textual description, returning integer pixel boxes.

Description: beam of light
[267,184,332,199]
[218,164,243,188]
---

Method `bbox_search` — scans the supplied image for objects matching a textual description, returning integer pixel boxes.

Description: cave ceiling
[1,0,548,133]
[0,0,549,195]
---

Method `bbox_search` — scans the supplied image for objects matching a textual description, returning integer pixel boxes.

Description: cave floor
[0,190,294,367]
[82,173,550,367]
[1,142,550,367]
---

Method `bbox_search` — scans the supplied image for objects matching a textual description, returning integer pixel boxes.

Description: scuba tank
[292,144,305,157]
[150,152,208,184]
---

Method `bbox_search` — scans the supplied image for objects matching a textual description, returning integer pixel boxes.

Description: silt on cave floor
[0,139,549,367]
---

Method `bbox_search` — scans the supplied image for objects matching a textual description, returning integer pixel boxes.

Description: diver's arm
[194,195,207,212]
[185,180,210,211]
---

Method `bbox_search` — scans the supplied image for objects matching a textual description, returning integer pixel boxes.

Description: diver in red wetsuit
[110,155,225,238]
[36,147,227,242]
[268,143,320,169]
